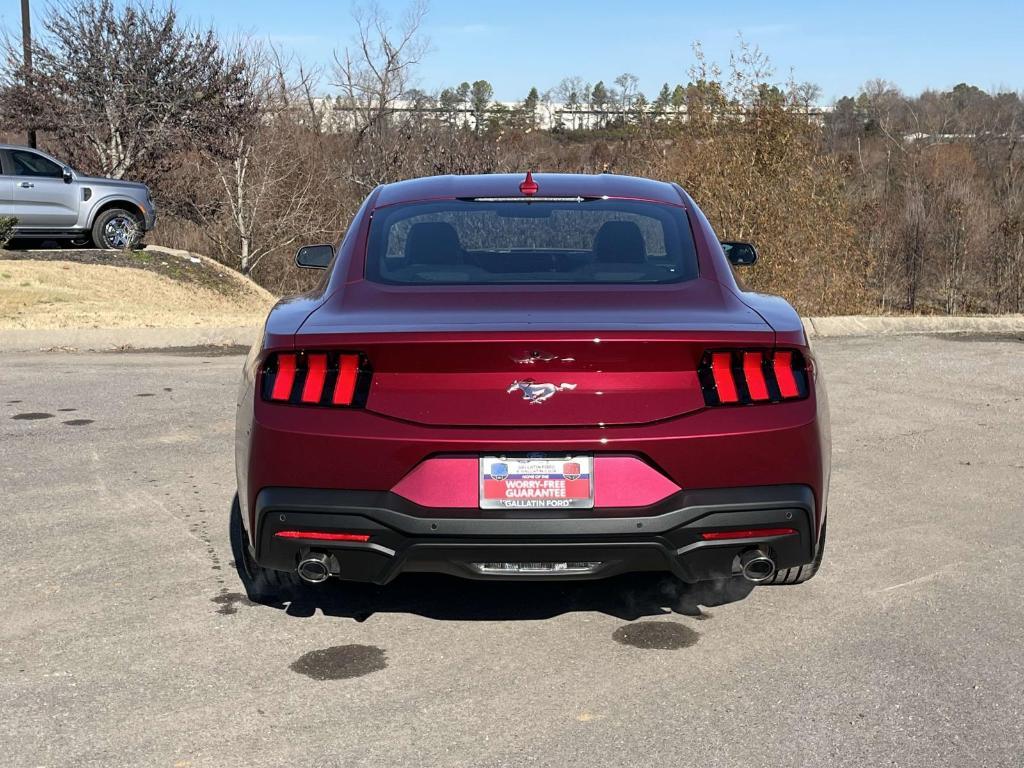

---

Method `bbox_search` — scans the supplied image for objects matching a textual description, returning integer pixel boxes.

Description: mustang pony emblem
[507,379,577,404]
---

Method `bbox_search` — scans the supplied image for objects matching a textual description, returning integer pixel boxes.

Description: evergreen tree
[654,83,672,113]
[591,81,609,126]
[521,86,540,128]
[439,88,460,125]
[670,84,686,110]
[456,81,471,125]
[485,102,510,133]
[470,80,493,134]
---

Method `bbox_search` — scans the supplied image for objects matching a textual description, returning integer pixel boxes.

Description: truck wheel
[765,521,827,585]
[229,495,304,605]
[91,208,143,250]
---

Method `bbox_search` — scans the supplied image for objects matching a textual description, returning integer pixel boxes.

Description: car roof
[373,173,685,207]
[0,144,58,157]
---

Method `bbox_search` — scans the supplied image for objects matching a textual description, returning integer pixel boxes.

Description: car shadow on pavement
[258,571,755,622]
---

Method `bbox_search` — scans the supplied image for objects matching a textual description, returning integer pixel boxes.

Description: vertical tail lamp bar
[270,354,297,401]
[773,351,800,399]
[332,354,360,406]
[300,353,328,403]
[743,351,770,401]
[710,351,739,403]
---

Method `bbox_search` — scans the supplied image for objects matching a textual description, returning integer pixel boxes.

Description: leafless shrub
[0,215,16,247]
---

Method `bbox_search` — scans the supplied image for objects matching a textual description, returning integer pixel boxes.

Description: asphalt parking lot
[1,334,1022,767]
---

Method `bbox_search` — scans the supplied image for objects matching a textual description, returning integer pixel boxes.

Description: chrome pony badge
[507,379,577,405]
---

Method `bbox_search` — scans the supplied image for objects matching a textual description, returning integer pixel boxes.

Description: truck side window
[10,150,63,179]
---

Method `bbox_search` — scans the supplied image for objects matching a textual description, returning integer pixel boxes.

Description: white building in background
[310,97,829,132]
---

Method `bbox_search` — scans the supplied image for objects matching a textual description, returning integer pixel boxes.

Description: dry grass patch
[0,260,275,330]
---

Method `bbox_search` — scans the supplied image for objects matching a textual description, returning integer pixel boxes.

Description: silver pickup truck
[0,144,156,249]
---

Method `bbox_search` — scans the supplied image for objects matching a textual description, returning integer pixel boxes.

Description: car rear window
[365,199,699,285]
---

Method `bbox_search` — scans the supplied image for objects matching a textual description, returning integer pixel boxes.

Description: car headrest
[404,222,463,266]
[593,221,647,263]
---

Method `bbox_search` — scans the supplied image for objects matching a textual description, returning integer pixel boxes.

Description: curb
[0,325,260,353]
[1,315,1022,353]
[805,315,1024,338]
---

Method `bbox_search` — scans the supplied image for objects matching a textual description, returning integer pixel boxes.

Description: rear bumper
[242,393,830,532]
[252,484,817,583]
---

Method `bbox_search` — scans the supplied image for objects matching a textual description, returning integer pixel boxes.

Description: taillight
[698,349,809,407]
[262,351,370,407]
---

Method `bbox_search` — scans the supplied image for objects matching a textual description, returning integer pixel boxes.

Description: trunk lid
[295,279,774,427]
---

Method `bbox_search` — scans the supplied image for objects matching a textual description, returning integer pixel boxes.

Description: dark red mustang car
[232,172,830,601]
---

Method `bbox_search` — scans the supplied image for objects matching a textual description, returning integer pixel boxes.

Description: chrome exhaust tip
[740,549,776,583]
[296,553,331,584]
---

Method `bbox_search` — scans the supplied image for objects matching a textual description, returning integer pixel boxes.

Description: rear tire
[765,520,827,585]
[91,208,143,250]
[229,495,304,604]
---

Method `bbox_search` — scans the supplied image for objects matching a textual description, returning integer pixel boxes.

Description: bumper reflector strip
[701,527,797,540]
[274,531,371,542]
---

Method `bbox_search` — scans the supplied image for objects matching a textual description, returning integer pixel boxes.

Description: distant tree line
[1,0,1021,313]
[330,71,822,133]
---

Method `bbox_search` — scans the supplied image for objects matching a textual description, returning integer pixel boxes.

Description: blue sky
[8,0,1024,101]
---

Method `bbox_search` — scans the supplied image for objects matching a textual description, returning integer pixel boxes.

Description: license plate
[479,455,593,509]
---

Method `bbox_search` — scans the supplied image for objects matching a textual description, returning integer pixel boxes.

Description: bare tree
[331,1,429,140]
[0,0,250,180]
[791,81,822,113]
[328,1,433,190]
[538,88,558,130]
[555,76,586,129]
[614,72,639,121]
[191,45,334,275]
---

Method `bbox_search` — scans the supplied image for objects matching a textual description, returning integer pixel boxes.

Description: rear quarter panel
[235,188,380,525]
